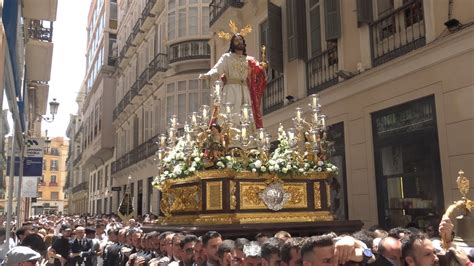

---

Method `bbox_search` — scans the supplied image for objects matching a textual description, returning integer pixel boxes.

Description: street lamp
[40,98,60,122]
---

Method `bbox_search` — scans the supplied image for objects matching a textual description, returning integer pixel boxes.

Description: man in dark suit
[70,226,94,266]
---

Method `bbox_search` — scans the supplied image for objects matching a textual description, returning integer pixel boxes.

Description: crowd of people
[0,214,472,266]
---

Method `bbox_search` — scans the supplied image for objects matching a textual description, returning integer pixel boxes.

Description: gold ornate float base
[157,170,334,226]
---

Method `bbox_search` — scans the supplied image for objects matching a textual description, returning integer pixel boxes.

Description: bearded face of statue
[229,34,247,54]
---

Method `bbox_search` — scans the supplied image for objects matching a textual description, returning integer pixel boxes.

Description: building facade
[33,137,69,215]
[208,0,474,228]
[0,0,57,221]
[111,0,211,216]
[70,0,118,215]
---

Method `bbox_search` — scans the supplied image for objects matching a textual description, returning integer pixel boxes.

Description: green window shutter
[324,0,341,41]
[356,0,373,25]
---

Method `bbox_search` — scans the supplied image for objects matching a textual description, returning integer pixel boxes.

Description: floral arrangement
[154,139,205,185]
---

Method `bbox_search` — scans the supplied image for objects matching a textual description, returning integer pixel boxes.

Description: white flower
[268,160,276,165]
[194,157,201,162]
[260,166,267,172]
[282,168,288,173]
[226,156,232,160]
[191,162,197,168]
[252,168,257,173]
[269,166,274,171]
[274,164,280,171]
[254,160,262,168]
[299,168,304,173]
[316,167,322,172]
[189,167,196,172]
[216,161,225,168]
[326,168,333,172]
[317,161,324,166]
[332,165,337,170]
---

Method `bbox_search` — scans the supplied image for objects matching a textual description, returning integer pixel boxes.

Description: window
[168,11,175,40]
[178,94,186,123]
[51,192,59,200]
[188,7,198,35]
[308,0,322,57]
[50,160,58,171]
[37,192,42,198]
[201,7,209,35]
[178,8,186,37]
[50,175,57,184]
[166,96,175,123]
[153,98,162,135]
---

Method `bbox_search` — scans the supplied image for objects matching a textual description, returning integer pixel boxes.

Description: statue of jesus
[199,30,267,128]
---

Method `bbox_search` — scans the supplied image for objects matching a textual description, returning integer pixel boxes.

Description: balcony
[27,20,53,42]
[169,40,211,64]
[263,75,284,115]
[131,17,145,46]
[72,182,89,194]
[111,134,160,174]
[148,53,168,79]
[141,0,157,31]
[306,46,339,94]
[73,152,82,166]
[114,54,168,121]
[49,182,58,187]
[209,0,244,27]
[369,0,425,67]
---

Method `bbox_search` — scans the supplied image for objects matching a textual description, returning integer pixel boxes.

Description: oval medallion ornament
[258,182,290,211]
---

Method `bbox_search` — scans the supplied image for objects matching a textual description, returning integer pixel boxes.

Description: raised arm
[199,53,227,80]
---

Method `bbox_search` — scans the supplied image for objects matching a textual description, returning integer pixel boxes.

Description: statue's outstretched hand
[199,74,208,80]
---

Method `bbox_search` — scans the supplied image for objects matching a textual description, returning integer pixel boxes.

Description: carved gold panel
[206,181,223,210]
[229,181,237,210]
[240,182,267,209]
[314,182,322,209]
[284,183,308,208]
[326,182,331,208]
[161,185,201,215]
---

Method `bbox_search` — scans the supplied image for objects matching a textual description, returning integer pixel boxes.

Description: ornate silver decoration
[258,182,290,211]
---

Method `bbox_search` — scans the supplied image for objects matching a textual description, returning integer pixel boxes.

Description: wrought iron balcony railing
[114,54,168,121]
[72,182,89,193]
[209,0,244,26]
[307,46,339,94]
[27,20,53,42]
[263,75,284,115]
[142,0,157,18]
[112,134,160,174]
[169,40,211,64]
[369,0,425,67]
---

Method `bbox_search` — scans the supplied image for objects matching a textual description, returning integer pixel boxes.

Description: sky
[41,0,91,138]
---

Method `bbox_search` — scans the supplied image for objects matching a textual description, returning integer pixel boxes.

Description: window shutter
[295,0,307,59]
[324,0,341,41]
[267,1,283,73]
[356,0,373,24]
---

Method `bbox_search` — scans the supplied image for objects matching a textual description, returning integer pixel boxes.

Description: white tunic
[203,52,253,111]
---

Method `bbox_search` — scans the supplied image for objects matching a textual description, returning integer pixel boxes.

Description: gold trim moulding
[158,211,334,225]
[165,170,333,186]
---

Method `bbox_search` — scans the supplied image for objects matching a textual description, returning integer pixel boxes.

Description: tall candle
[241,127,247,140]
[311,94,319,109]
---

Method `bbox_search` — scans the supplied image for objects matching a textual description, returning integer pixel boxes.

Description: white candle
[170,116,177,128]
[241,127,247,139]
[243,107,249,119]
[313,112,319,123]
[296,108,303,121]
[321,116,326,130]
[191,113,197,124]
[160,134,167,146]
[311,94,319,109]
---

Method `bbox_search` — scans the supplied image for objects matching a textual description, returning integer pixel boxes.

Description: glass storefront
[327,122,348,220]
[372,96,444,229]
